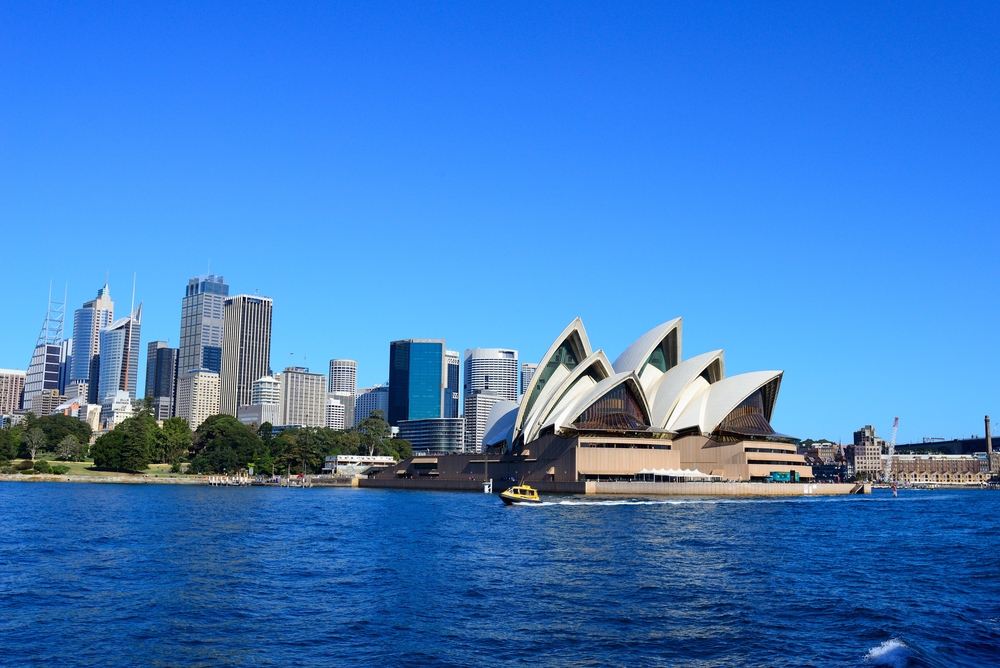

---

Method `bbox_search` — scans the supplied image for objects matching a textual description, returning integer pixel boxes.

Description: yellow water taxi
[500,484,541,505]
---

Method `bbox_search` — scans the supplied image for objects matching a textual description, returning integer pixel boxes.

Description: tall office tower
[355,384,389,425]
[0,369,27,414]
[325,397,346,430]
[145,341,179,421]
[280,367,327,427]
[463,348,519,401]
[387,340,446,427]
[57,339,73,395]
[464,389,505,453]
[445,350,460,419]
[24,289,66,409]
[328,359,357,395]
[70,283,114,404]
[176,370,220,430]
[219,295,273,417]
[179,274,229,377]
[521,363,538,397]
[98,304,143,411]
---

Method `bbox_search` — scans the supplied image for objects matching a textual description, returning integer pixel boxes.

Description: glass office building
[179,275,229,376]
[387,340,446,427]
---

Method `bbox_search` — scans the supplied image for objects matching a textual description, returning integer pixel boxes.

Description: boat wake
[535,498,727,507]
[865,638,910,667]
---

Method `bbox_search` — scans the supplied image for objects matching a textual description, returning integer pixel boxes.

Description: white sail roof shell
[611,318,682,393]
[513,318,592,439]
[667,370,783,434]
[521,350,614,443]
[543,371,650,435]
[648,350,725,428]
[483,400,520,449]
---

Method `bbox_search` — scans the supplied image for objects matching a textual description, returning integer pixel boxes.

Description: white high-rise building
[463,348,518,402]
[220,295,273,416]
[355,384,389,425]
[175,370,220,430]
[325,396,346,430]
[238,374,282,427]
[0,369,27,415]
[98,304,142,422]
[251,375,282,405]
[521,363,538,397]
[280,367,326,427]
[70,283,113,404]
[328,359,357,395]
[464,390,505,453]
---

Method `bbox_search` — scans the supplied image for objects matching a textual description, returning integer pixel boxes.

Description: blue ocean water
[1,484,998,667]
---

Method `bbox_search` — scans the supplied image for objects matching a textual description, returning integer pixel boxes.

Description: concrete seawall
[360,478,870,496]
[0,474,209,484]
[592,481,869,496]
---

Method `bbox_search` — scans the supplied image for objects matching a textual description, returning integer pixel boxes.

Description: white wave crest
[865,638,910,667]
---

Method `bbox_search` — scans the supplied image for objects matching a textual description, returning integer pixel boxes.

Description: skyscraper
[464,389,505,453]
[145,341,179,421]
[24,289,66,409]
[328,359,357,395]
[463,348,519,401]
[176,370,220,430]
[57,339,73,395]
[0,369,26,415]
[70,283,114,404]
[179,274,229,377]
[328,359,357,426]
[98,304,142,412]
[280,367,326,427]
[445,350,460,419]
[387,340,446,426]
[355,384,389,425]
[220,295,273,416]
[521,363,538,397]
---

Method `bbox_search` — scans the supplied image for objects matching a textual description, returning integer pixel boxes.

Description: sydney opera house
[367,317,816,490]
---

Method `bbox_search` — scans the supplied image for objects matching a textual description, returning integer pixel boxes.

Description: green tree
[387,438,412,460]
[55,434,86,461]
[188,414,262,474]
[91,429,124,470]
[119,415,153,472]
[152,417,191,463]
[0,429,18,462]
[21,427,46,461]
[356,410,391,457]
[276,427,329,474]
[34,414,91,451]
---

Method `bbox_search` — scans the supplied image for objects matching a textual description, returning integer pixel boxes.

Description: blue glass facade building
[179,275,229,376]
[388,340,446,427]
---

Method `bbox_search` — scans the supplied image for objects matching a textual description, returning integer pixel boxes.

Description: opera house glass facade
[480,317,811,482]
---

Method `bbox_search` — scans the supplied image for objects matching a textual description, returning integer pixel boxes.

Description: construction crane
[882,417,899,482]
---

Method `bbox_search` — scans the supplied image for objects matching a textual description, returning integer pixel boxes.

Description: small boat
[500,484,541,505]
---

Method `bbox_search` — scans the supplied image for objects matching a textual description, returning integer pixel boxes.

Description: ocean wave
[865,638,911,667]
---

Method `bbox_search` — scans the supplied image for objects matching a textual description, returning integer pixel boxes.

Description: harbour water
[1,484,998,666]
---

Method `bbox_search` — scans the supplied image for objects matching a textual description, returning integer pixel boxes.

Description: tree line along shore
[0,399,411,478]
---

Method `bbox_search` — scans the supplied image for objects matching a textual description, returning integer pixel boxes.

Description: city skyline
[3,5,999,444]
[1,270,997,445]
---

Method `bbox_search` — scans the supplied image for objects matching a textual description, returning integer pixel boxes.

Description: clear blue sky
[2,2,997,444]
